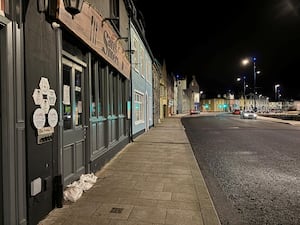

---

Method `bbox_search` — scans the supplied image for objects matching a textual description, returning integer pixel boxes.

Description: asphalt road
[181,113,300,225]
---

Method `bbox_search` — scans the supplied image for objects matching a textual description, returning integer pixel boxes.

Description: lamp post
[275,84,280,101]
[242,57,261,111]
[199,91,203,111]
[237,76,247,110]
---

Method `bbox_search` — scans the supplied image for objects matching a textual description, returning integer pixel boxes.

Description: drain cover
[110,207,124,213]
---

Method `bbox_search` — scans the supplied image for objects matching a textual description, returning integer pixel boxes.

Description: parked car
[232,109,241,115]
[190,109,200,115]
[240,110,257,119]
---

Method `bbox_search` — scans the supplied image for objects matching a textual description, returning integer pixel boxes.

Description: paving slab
[38,117,221,225]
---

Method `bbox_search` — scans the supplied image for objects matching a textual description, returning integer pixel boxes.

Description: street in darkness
[181,113,300,225]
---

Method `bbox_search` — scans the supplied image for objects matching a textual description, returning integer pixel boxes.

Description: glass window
[140,47,144,77]
[113,73,118,115]
[63,59,84,129]
[91,59,96,117]
[75,70,82,126]
[135,92,144,122]
[108,70,113,115]
[98,63,105,116]
[119,77,126,115]
[63,64,72,130]
[133,37,139,71]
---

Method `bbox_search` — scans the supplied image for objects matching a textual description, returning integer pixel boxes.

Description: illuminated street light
[275,84,280,101]
[242,59,249,65]
[236,76,247,110]
[199,91,203,111]
[242,57,260,111]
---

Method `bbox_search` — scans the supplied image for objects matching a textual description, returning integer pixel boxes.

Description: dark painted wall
[24,0,59,224]
[0,24,3,225]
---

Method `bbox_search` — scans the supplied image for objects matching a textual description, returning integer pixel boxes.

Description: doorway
[62,57,87,186]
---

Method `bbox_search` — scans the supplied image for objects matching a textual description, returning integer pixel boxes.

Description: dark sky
[135,0,300,100]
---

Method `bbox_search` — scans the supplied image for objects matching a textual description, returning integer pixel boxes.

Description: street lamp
[199,91,203,111]
[242,57,261,111]
[237,76,246,110]
[275,84,280,101]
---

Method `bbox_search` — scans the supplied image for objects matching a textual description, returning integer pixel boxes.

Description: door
[62,57,86,186]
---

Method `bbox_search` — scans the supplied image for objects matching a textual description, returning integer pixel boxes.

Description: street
[181,113,300,225]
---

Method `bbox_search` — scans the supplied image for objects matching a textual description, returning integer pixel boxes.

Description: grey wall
[24,0,59,224]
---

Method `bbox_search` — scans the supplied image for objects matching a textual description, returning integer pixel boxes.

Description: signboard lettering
[57,1,130,79]
[102,30,119,65]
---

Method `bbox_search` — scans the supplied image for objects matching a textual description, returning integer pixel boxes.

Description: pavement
[38,112,300,225]
[38,116,221,225]
[257,114,300,126]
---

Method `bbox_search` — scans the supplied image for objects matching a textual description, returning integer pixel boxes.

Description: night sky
[135,0,300,100]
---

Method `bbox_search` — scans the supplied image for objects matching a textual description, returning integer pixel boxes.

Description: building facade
[129,10,153,137]
[153,59,162,124]
[159,60,168,119]
[1,0,135,224]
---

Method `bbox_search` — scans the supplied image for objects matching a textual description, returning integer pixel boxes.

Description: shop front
[24,1,131,224]
[56,0,131,182]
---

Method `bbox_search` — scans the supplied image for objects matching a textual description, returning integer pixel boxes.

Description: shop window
[107,71,112,115]
[113,73,118,115]
[63,64,72,130]
[107,70,118,116]
[91,61,96,117]
[119,77,126,116]
[98,63,105,117]
[74,70,82,126]
[63,59,84,130]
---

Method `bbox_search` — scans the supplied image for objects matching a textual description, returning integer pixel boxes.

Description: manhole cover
[110,207,124,214]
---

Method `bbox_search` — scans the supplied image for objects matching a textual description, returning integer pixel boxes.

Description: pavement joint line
[133,141,190,144]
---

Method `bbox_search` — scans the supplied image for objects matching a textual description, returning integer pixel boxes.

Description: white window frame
[133,36,139,73]
[134,90,144,124]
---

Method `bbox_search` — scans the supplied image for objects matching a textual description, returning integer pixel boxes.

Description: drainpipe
[127,2,134,142]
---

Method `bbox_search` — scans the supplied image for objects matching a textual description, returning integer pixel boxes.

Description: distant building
[153,59,162,124]
[159,60,168,119]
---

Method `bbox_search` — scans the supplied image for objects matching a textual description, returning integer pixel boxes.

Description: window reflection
[63,65,72,130]
[75,70,82,126]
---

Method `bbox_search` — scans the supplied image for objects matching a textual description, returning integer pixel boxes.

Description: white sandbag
[80,173,97,184]
[63,186,83,202]
[63,173,98,202]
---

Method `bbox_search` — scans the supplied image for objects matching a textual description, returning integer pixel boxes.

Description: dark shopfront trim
[60,28,130,179]
[0,23,3,225]
[1,20,27,225]
[90,137,128,173]
[0,11,9,225]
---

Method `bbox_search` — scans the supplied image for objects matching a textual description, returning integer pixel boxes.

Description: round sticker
[33,108,46,129]
[48,108,58,128]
